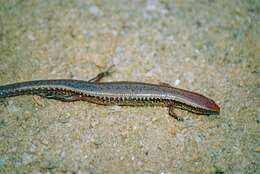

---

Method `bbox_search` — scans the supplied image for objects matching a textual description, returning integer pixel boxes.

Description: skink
[0,68,220,120]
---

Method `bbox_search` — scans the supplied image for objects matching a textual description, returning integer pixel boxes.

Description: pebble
[30,171,42,174]
[194,134,203,144]
[113,56,121,65]
[77,170,87,174]
[0,159,5,168]
[175,133,184,144]
[22,153,36,165]
[7,101,20,113]
[89,5,103,17]
[174,79,181,86]
[255,146,260,153]
[27,32,36,41]
[41,139,49,145]
[145,0,158,12]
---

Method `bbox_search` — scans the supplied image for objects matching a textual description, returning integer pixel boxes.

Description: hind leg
[37,92,82,102]
[168,106,184,121]
[88,65,115,82]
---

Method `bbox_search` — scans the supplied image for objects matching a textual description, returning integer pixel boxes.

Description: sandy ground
[0,0,259,173]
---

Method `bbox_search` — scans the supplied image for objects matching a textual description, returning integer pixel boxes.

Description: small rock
[194,134,203,144]
[41,139,49,145]
[89,5,103,17]
[174,79,181,86]
[145,0,158,11]
[27,32,36,41]
[113,57,121,66]
[22,153,36,165]
[7,101,20,113]
[29,144,37,152]
[0,159,5,168]
[30,171,42,174]
[77,170,87,174]
[255,146,260,153]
